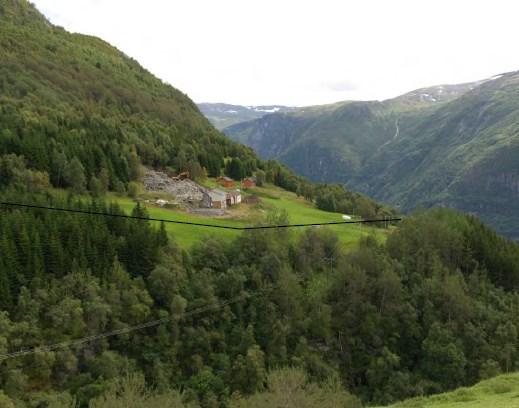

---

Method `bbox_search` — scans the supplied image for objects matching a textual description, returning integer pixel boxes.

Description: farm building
[203,189,227,209]
[226,190,242,206]
[217,176,235,188]
[243,195,260,204]
[242,177,256,188]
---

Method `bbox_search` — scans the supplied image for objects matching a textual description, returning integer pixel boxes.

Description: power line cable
[0,285,274,362]
[0,199,400,364]
[0,201,401,229]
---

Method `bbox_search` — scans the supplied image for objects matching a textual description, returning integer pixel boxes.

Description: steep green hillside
[380,372,519,408]
[224,74,519,239]
[0,0,257,191]
[0,0,393,227]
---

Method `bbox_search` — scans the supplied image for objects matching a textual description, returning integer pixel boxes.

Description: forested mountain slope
[0,0,256,190]
[224,74,519,239]
[0,0,392,221]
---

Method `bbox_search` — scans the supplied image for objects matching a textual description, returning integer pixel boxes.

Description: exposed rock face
[143,169,206,204]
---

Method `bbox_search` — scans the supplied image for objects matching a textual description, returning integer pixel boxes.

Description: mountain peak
[0,0,49,26]
[386,80,485,109]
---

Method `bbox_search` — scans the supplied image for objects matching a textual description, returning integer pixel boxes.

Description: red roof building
[217,176,235,188]
[242,177,256,188]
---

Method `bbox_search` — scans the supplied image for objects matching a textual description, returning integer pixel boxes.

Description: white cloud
[32,0,519,106]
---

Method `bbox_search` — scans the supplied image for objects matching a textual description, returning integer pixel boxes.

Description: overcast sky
[32,0,519,106]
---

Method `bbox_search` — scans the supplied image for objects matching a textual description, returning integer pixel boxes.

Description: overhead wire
[0,199,401,366]
[0,284,274,362]
[0,201,402,229]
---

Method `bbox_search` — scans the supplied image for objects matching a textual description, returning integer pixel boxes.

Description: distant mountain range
[197,103,296,129]
[214,73,519,239]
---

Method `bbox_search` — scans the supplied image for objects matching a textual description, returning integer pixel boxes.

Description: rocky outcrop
[143,169,206,204]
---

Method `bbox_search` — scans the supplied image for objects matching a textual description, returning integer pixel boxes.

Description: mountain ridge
[0,0,51,26]
[223,71,519,239]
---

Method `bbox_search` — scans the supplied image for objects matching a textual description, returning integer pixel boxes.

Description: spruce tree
[63,157,86,194]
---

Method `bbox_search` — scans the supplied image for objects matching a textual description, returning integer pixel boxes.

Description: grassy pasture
[108,181,388,249]
[377,373,519,408]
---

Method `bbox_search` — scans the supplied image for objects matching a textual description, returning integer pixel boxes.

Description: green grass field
[113,195,245,247]
[378,373,519,408]
[108,182,388,249]
[253,184,388,249]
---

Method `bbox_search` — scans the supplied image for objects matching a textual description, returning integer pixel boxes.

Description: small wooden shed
[226,190,242,206]
[217,176,235,188]
[242,177,256,188]
[204,189,227,209]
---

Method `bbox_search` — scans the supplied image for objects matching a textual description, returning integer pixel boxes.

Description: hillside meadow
[110,181,389,248]
[378,373,519,408]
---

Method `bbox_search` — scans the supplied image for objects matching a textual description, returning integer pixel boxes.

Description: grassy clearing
[251,184,388,250]
[107,182,388,249]
[111,195,244,248]
[378,373,519,408]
